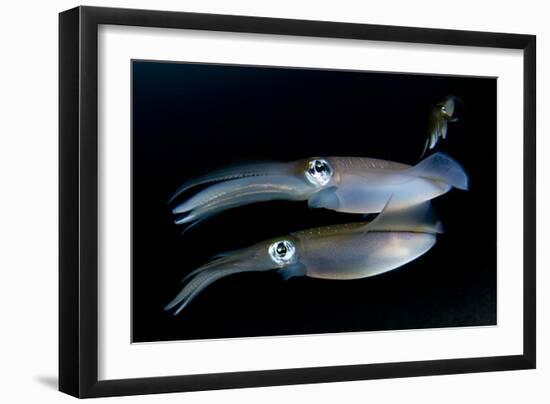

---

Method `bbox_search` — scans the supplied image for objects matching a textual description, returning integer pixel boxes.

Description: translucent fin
[307,187,340,210]
[408,152,469,191]
[364,198,444,234]
[278,263,306,281]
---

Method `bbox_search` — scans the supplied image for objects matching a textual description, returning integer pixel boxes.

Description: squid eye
[440,105,448,114]
[305,159,333,186]
[268,240,296,265]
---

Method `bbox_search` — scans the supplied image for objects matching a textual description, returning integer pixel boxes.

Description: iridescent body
[165,202,442,315]
[295,224,435,280]
[170,152,468,226]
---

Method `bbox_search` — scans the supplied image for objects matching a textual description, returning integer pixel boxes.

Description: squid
[165,201,442,315]
[420,95,460,158]
[170,152,468,225]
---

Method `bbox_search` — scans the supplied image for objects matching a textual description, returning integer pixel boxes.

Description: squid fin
[278,263,306,281]
[364,198,443,234]
[307,187,340,210]
[408,152,469,190]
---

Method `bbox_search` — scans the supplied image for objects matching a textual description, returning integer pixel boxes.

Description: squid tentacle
[165,265,243,315]
[168,162,288,204]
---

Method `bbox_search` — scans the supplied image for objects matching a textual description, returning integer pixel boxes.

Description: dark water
[132,60,496,343]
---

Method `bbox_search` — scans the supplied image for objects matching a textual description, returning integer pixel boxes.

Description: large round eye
[268,240,296,265]
[305,159,333,186]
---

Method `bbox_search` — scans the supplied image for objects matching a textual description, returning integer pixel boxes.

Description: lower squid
[165,201,442,315]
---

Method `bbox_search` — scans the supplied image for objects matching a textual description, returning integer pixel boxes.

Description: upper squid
[170,152,468,225]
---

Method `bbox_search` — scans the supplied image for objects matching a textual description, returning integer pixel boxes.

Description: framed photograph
[59,6,536,398]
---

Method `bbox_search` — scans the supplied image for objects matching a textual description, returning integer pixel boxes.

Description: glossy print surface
[132,60,497,342]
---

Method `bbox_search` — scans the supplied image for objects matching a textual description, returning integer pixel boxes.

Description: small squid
[420,95,460,158]
[165,201,442,315]
[170,152,468,225]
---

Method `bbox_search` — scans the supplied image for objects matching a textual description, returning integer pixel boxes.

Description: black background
[132,60,496,343]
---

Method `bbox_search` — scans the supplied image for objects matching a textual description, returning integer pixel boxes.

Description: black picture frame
[59,5,536,398]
